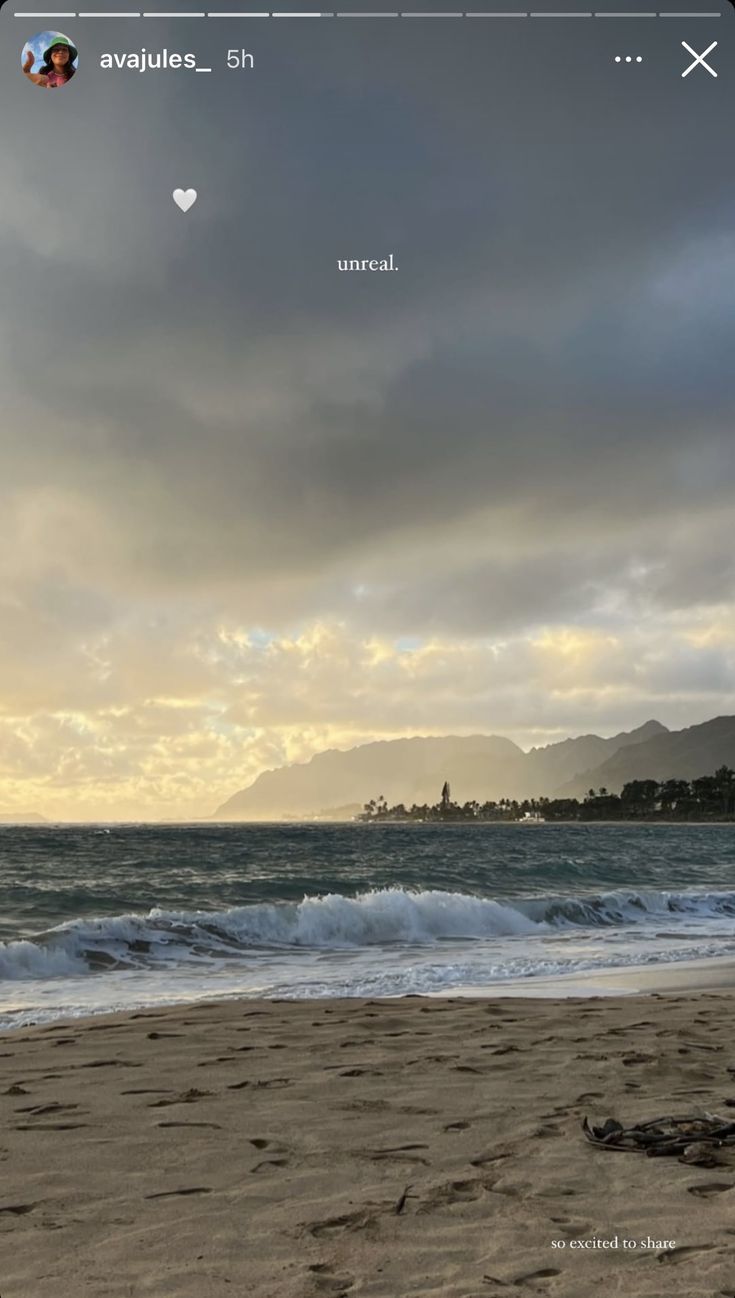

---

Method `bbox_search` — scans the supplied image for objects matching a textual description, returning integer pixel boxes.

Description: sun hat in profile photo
[22,30,78,88]
[42,34,78,65]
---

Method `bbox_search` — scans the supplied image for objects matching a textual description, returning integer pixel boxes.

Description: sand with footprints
[2,986,735,1296]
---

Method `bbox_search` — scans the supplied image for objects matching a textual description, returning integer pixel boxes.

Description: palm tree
[659,779,689,812]
[714,766,735,814]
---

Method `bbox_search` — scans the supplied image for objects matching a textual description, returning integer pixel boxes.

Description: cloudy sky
[0,8,733,818]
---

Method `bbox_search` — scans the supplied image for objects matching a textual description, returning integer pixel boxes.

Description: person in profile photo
[22,32,78,88]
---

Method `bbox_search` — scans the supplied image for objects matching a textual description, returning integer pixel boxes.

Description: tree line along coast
[358,769,735,823]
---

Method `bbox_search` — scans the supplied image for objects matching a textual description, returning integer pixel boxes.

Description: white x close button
[681,41,718,79]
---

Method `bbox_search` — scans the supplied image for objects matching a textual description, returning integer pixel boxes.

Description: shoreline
[431,954,735,999]
[5,953,735,1036]
[353,818,735,827]
[4,817,735,825]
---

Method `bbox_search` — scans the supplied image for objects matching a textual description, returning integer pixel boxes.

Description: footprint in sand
[157,1121,222,1130]
[362,1146,431,1166]
[14,1122,89,1131]
[339,1068,383,1078]
[306,1207,380,1238]
[470,1152,511,1168]
[78,1059,142,1069]
[148,1089,213,1108]
[656,1243,717,1263]
[535,1186,576,1199]
[337,1100,387,1113]
[307,1262,355,1295]
[687,1183,734,1198]
[145,1187,212,1199]
[513,1267,561,1288]
[85,1021,133,1031]
[249,1138,291,1166]
[15,1102,80,1117]
[227,1077,292,1090]
[417,1176,497,1213]
[549,1220,592,1236]
[121,1088,173,1096]
[371,1144,429,1152]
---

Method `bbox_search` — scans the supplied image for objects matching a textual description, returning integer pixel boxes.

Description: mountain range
[212,715,735,820]
[0,812,47,824]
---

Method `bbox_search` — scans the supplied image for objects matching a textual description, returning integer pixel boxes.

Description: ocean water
[2,822,735,1028]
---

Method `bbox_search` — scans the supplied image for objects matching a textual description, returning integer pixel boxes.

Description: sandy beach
[2,978,735,1298]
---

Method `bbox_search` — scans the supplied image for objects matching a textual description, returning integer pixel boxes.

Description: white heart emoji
[173,188,197,213]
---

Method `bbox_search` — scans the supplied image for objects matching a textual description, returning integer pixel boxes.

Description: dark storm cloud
[0,13,734,643]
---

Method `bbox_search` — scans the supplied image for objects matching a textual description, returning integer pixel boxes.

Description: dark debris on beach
[582,1114,735,1164]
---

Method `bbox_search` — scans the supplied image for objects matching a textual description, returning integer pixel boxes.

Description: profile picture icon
[22,31,78,88]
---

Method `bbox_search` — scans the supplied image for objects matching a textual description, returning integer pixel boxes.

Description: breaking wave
[3,885,735,982]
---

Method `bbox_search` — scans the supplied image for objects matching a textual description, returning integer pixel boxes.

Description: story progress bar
[10,7,727,16]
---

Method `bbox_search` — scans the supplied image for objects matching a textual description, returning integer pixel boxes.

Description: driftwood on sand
[582,1113,735,1161]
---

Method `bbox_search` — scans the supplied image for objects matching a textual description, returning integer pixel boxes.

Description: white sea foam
[0,939,86,980]
[3,885,735,985]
